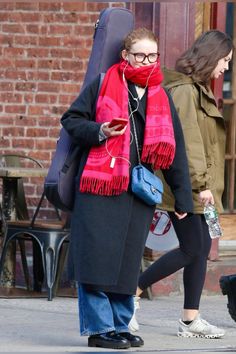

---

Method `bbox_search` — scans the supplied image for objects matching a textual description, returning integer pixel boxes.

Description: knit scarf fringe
[142,143,176,170]
[80,175,129,196]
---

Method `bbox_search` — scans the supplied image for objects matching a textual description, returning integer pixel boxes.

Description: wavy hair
[123,27,158,52]
[175,30,233,85]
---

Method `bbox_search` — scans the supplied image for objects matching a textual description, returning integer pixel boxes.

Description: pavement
[0,293,236,353]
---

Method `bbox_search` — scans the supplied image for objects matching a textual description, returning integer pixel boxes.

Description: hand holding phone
[108,118,128,131]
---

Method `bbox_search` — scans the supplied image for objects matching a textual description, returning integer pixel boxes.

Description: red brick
[51,71,83,82]
[26,128,48,137]
[15,82,37,92]
[59,94,76,105]
[42,13,61,22]
[15,59,36,69]
[35,139,57,150]
[61,60,83,71]
[28,106,51,116]
[15,2,39,11]
[35,94,57,104]
[2,24,25,34]
[8,12,40,22]
[0,93,22,103]
[48,25,73,35]
[27,48,50,58]
[5,105,26,114]
[2,127,24,136]
[0,3,14,10]
[4,70,27,81]
[0,138,10,148]
[39,2,62,12]
[111,2,126,7]
[86,2,109,12]
[0,116,15,125]
[14,35,38,46]
[50,48,74,59]
[26,25,39,34]
[0,82,14,91]
[3,47,25,57]
[60,83,80,94]
[27,72,50,81]
[0,59,13,68]
[38,37,62,47]
[62,2,85,12]
[51,106,66,115]
[74,25,94,36]
[48,127,61,138]
[0,35,14,46]
[30,151,51,162]
[38,59,61,70]
[16,117,35,126]
[23,94,34,104]
[38,117,60,127]
[62,13,80,23]
[37,82,60,93]
[12,138,34,149]
[77,13,92,24]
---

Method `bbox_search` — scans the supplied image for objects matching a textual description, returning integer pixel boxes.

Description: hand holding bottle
[199,189,214,206]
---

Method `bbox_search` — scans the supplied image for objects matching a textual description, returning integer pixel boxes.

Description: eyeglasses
[129,52,160,63]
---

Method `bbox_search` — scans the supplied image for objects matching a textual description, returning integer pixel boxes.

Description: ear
[121,49,128,61]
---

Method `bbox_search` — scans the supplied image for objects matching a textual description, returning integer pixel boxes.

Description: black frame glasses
[129,52,160,63]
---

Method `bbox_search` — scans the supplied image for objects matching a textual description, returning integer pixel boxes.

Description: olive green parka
[157,68,226,214]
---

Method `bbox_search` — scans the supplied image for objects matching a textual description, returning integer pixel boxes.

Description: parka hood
[163,67,193,89]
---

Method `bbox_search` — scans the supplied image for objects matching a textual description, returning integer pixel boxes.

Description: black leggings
[139,213,212,309]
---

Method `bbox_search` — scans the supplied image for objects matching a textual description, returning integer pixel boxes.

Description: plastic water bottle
[204,204,223,239]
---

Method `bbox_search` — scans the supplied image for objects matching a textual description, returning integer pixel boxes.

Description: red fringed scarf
[80,59,176,196]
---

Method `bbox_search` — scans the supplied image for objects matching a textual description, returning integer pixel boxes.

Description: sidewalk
[0,294,235,353]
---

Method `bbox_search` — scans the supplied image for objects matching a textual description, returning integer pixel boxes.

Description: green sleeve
[170,84,212,191]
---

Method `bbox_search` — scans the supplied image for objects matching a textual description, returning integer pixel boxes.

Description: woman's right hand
[101,121,127,138]
[199,189,214,206]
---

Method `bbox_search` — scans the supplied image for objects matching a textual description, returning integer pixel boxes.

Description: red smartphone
[108,118,128,131]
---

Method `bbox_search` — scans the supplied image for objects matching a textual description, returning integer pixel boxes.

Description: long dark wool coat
[61,76,193,295]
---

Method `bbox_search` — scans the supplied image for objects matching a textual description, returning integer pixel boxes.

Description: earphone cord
[105,94,139,168]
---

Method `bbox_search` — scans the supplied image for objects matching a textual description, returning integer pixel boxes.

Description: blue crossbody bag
[130,104,164,206]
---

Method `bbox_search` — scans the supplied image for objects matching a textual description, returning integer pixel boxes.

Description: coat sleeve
[170,84,212,191]
[161,90,193,213]
[61,75,102,148]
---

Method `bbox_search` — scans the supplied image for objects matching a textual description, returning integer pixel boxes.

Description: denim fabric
[78,284,134,336]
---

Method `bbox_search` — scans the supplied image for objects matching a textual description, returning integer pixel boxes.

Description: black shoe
[219,275,236,322]
[88,331,131,349]
[119,332,144,347]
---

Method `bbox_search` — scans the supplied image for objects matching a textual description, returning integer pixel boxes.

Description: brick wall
[0,1,125,216]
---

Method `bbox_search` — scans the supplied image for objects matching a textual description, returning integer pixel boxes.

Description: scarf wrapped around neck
[80,59,176,196]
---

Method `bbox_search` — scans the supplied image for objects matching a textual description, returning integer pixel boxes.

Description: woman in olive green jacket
[133,30,233,338]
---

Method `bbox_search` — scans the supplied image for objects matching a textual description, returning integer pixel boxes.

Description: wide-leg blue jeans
[78,284,134,336]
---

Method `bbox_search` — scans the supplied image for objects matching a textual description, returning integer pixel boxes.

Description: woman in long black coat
[61,28,193,350]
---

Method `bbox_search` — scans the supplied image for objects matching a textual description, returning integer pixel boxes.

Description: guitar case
[44,7,134,211]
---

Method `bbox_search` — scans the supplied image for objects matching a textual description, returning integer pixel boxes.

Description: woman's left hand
[174,211,187,220]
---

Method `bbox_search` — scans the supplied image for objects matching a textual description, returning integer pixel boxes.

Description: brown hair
[123,27,158,52]
[175,30,233,85]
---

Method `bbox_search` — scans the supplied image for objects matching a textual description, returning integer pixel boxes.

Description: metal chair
[0,191,70,300]
[0,154,44,289]
[0,154,70,300]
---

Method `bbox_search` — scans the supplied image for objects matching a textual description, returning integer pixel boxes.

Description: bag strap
[128,100,141,165]
[30,191,62,227]
[61,145,80,173]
